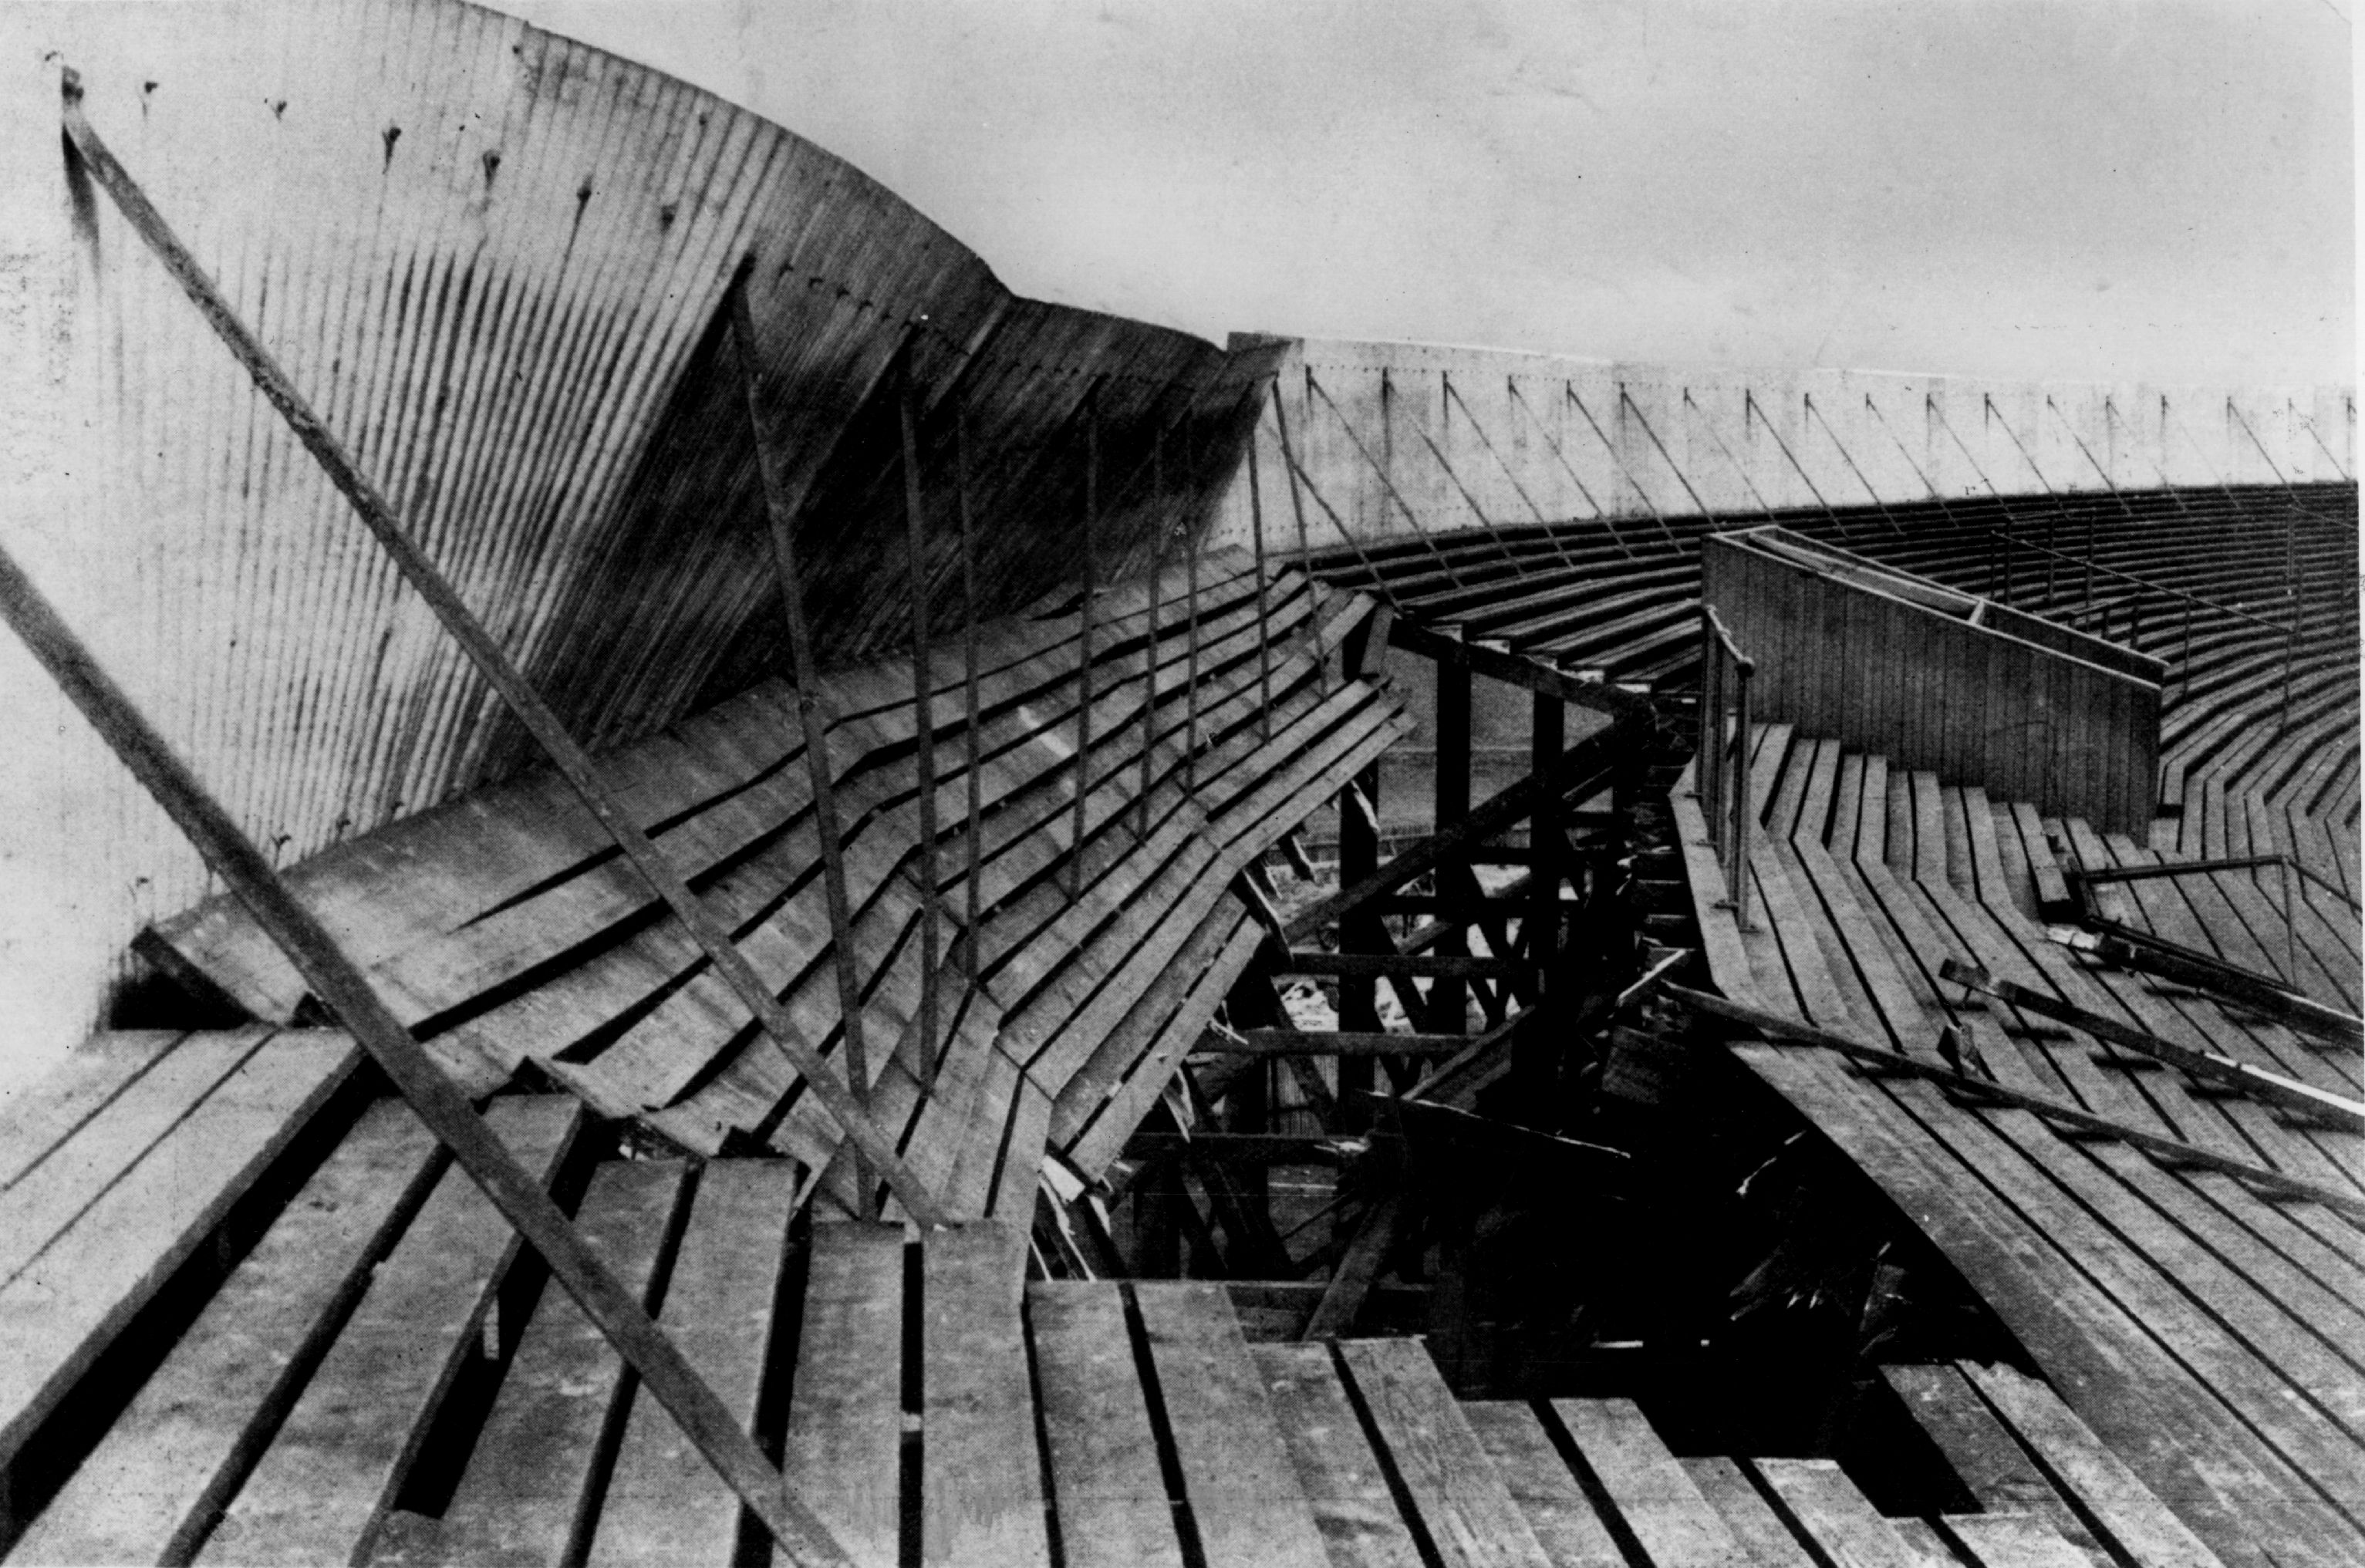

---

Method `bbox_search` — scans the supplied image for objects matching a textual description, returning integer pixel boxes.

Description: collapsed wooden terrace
[4,4,2360,1566]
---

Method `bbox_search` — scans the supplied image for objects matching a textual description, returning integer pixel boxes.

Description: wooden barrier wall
[1702,528,2164,835]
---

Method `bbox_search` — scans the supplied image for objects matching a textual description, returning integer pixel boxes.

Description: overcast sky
[480,2,2348,386]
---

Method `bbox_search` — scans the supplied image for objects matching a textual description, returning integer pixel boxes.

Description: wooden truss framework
[1060,578,1685,1341]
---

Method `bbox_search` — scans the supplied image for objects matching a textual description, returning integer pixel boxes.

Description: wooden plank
[1132,1281,1331,1568]
[196,1095,584,1566]
[0,1030,184,1191]
[1547,1399,1751,1568]
[1303,1190,1405,1341]
[1877,1364,2098,1556]
[587,1159,799,1568]
[433,1158,692,1568]
[11,1098,444,1567]
[1254,1343,1425,1568]
[1749,1458,1931,1568]
[1959,1361,2234,1568]
[783,1222,908,1568]
[0,1030,362,1476]
[1677,1456,1817,1568]
[923,1222,1048,1566]
[1334,1338,1551,1567]
[1463,1401,1624,1568]
[987,1074,1053,1224]
[1942,1511,2102,1568]
[0,1030,271,1290]
[1735,1042,2326,1568]
[1031,1281,1189,1568]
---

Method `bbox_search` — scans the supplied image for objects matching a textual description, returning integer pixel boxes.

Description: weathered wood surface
[147,559,1405,1227]
[0,1029,362,1478]
[1684,720,2365,1568]
[1703,527,2163,834]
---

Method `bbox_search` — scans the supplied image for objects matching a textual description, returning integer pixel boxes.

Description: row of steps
[0,1068,2192,1566]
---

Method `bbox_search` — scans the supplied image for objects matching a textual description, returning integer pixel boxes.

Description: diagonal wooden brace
[58,71,945,1229]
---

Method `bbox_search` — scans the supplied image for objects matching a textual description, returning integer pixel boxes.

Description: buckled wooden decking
[142,556,1409,1221]
[0,1081,2197,1566]
[1676,723,2365,1568]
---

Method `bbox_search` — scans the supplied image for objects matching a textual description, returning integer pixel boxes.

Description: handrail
[1695,605,1756,930]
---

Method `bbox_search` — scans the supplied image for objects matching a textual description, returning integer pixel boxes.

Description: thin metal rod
[956,406,985,980]
[1670,986,2365,1218]
[899,355,943,1084]
[1246,411,1275,740]
[734,287,880,1219]
[1803,393,1908,537]
[1183,430,1203,794]
[1617,388,1713,517]
[2281,855,2299,984]
[0,534,855,1568]
[1501,378,1630,556]
[1564,385,1683,549]
[58,82,943,1229]
[1137,427,1166,837]
[1308,367,1466,586]
[1070,386,1100,899]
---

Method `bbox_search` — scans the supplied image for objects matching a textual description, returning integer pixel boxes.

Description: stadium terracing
[0,4,2355,1565]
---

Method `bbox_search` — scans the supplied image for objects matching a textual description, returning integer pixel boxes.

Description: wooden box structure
[1702,526,2166,835]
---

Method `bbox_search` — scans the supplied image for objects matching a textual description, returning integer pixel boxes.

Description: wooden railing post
[1729,660,1753,932]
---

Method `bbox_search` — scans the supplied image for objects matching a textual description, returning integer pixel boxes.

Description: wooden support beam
[1122,1134,1375,1167]
[0,476,855,1568]
[1212,1030,1486,1056]
[55,86,942,1238]
[1277,952,1533,980]
[1300,1187,1405,1341]
[1939,959,2365,1129]
[1668,986,2365,1217]
[2080,924,2362,1048]
[1284,719,1635,945]
[1431,653,1473,1034]
[1386,617,1653,721]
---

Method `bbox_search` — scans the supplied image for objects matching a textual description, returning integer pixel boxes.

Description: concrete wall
[1207,338,2355,556]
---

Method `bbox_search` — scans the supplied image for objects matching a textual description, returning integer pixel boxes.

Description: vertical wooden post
[1070,387,1100,899]
[1530,690,1564,990]
[1337,612,1385,1131]
[899,356,942,1076]
[1730,663,1754,932]
[1431,653,1473,1033]
[735,290,877,1216]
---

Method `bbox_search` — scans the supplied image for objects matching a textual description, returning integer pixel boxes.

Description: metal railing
[1695,605,1756,930]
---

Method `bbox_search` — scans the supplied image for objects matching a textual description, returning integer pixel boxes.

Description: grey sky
[477,2,2349,385]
